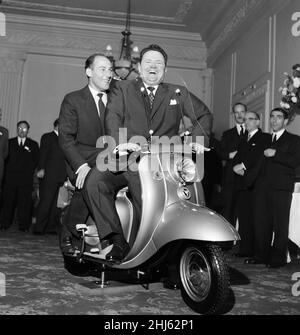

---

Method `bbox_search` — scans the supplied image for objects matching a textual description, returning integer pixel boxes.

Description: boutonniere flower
[24,146,31,152]
[175,88,181,96]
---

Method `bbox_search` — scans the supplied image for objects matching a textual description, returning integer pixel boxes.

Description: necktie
[272,134,277,143]
[147,87,155,109]
[240,125,244,136]
[19,139,23,147]
[97,93,105,118]
[247,133,251,142]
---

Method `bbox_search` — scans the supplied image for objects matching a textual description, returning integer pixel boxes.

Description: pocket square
[170,99,177,105]
[252,143,256,146]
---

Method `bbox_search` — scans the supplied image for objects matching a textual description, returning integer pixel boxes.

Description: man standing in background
[0,108,9,203]
[248,108,300,268]
[0,121,39,232]
[220,102,248,227]
[33,119,67,235]
[233,111,269,258]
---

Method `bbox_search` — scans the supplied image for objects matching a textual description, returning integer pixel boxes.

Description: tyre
[179,242,229,315]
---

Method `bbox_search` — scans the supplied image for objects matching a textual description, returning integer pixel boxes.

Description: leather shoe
[244,258,265,265]
[266,262,286,269]
[61,237,78,257]
[105,241,130,263]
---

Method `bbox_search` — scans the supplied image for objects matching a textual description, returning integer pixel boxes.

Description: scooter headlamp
[174,157,196,183]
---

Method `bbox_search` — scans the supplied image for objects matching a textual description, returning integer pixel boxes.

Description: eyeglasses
[245,117,258,121]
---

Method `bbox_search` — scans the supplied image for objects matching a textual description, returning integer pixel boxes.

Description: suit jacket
[233,129,270,190]
[220,126,248,184]
[0,126,9,185]
[261,131,300,191]
[59,85,109,181]
[4,137,39,186]
[105,78,212,147]
[39,131,67,183]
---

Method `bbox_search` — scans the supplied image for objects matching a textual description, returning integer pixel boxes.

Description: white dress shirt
[272,128,285,141]
[88,85,107,116]
[18,137,25,146]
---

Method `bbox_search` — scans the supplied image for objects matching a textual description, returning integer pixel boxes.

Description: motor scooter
[62,143,239,315]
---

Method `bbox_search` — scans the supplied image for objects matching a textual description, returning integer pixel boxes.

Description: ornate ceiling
[0,0,271,64]
[0,0,235,39]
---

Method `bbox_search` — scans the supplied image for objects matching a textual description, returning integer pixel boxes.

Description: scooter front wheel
[179,242,229,315]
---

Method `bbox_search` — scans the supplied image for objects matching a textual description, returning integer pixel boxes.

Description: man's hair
[247,111,260,120]
[53,118,59,128]
[85,53,108,70]
[232,102,247,113]
[270,107,289,119]
[140,44,168,65]
[17,120,30,129]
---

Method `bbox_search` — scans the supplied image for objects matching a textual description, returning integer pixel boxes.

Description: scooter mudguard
[153,201,240,249]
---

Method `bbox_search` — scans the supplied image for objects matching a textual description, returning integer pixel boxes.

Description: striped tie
[147,87,155,109]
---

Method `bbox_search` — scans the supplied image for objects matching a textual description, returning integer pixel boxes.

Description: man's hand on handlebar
[113,143,141,156]
[189,142,211,154]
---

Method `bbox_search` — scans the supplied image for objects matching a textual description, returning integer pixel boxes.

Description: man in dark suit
[0,108,9,197]
[220,102,248,226]
[58,53,114,255]
[83,44,212,262]
[0,121,39,231]
[33,119,67,235]
[246,108,300,268]
[232,111,269,257]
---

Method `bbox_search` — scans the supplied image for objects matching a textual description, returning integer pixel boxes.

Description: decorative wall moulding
[207,0,289,64]
[208,0,265,62]
[1,0,193,26]
[1,14,207,69]
[0,55,25,73]
[234,82,268,106]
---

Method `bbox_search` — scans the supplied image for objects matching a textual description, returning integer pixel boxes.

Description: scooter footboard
[153,202,240,249]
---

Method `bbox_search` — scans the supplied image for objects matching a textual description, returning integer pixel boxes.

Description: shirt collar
[17,136,25,144]
[54,130,58,136]
[248,128,259,138]
[144,84,159,95]
[89,85,106,99]
[236,123,245,134]
[88,85,107,106]
[272,128,285,140]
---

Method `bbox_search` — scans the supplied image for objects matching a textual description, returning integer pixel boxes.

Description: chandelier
[104,0,140,80]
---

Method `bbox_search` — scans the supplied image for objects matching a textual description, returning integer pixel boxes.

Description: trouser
[59,188,89,245]
[0,182,33,230]
[236,188,254,255]
[35,178,61,233]
[253,185,292,264]
[221,181,238,227]
[83,168,142,242]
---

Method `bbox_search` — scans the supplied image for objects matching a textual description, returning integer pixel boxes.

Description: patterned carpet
[0,228,299,315]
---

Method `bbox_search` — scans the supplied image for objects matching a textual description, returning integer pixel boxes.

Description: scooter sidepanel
[153,202,240,248]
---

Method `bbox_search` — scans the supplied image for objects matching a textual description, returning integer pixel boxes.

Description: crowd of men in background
[0,116,66,235]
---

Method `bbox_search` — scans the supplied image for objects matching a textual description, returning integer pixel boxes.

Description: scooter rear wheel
[179,242,229,315]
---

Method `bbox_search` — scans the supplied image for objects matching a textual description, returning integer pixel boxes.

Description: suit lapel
[248,129,261,144]
[82,86,103,134]
[134,78,151,114]
[151,83,168,119]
